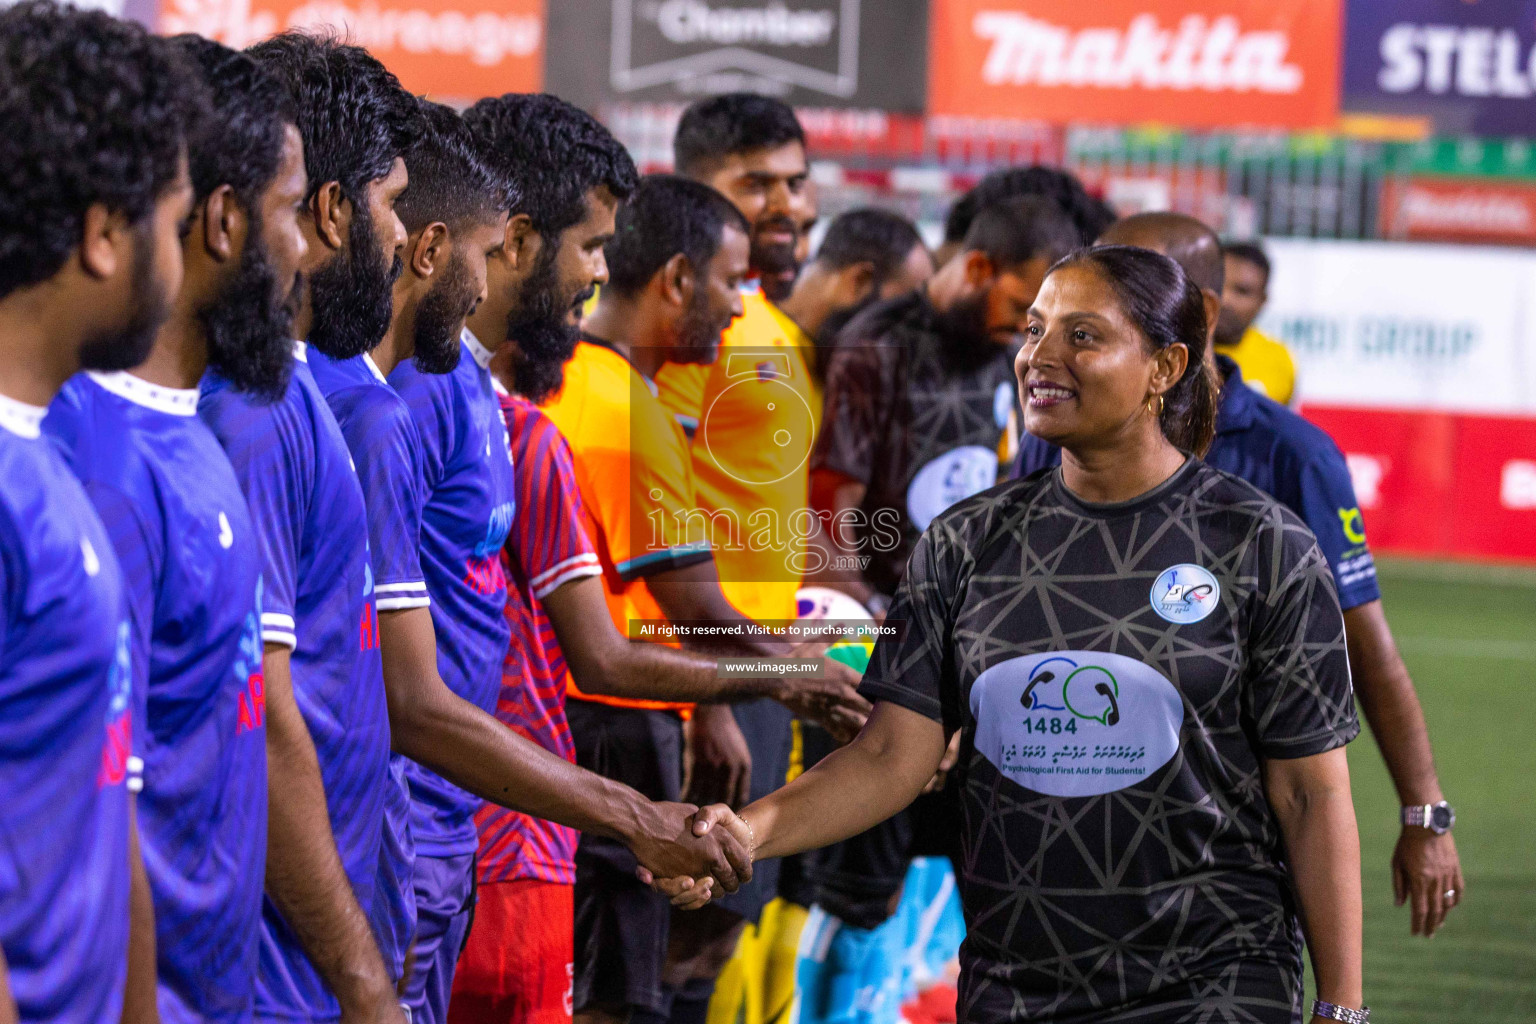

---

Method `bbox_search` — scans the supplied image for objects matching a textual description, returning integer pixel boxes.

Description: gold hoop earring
[1147,393,1165,417]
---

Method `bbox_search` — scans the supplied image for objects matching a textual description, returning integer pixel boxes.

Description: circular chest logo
[969,650,1185,797]
[906,445,998,531]
[1150,564,1220,624]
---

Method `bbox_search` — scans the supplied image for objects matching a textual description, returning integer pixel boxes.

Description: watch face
[1431,804,1455,830]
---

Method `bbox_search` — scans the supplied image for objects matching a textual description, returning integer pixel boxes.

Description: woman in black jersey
[659,246,1367,1024]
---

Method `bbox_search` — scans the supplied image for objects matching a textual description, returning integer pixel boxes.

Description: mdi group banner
[1343,0,1536,137]
[544,0,929,113]
[927,0,1342,130]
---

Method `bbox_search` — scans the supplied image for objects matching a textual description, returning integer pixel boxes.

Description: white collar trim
[293,340,308,363]
[363,353,389,384]
[461,327,494,370]
[0,392,46,438]
[88,371,198,417]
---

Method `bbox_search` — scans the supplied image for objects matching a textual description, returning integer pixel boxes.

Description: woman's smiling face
[1016,262,1187,452]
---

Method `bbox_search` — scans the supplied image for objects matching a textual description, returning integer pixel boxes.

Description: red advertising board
[1304,405,1536,563]
[1381,177,1536,246]
[157,0,544,99]
[928,0,1342,130]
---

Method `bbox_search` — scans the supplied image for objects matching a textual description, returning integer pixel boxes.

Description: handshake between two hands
[629,803,755,912]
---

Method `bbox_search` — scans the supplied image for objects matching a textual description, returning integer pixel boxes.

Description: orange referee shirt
[656,288,822,625]
[541,339,711,712]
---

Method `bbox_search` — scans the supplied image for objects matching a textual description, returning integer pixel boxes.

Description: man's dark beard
[307,200,401,360]
[674,285,726,365]
[750,213,798,284]
[815,301,868,352]
[933,292,997,371]
[810,299,871,379]
[759,262,799,303]
[79,226,170,372]
[201,217,301,402]
[410,249,473,375]
[1214,306,1245,347]
[508,240,591,404]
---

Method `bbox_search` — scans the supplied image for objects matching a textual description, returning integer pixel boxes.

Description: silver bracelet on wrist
[1312,999,1370,1023]
[737,813,758,855]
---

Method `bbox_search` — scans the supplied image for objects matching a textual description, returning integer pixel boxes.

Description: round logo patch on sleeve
[1149,564,1220,624]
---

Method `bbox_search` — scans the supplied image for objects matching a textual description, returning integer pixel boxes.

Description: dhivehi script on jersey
[969,650,1184,797]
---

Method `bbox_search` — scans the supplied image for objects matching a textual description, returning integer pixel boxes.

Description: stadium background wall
[101,0,1536,563]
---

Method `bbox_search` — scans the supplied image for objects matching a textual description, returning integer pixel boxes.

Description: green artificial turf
[1308,558,1536,1022]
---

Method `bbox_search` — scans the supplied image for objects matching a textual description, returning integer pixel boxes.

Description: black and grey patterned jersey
[812,291,1017,595]
[859,460,1359,1024]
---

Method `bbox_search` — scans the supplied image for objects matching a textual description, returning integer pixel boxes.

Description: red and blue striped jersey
[474,393,600,885]
[46,373,267,1024]
[0,391,133,1024]
[389,331,516,858]
[199,343,389,1021]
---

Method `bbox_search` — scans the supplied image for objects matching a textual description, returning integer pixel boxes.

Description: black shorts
[567,700,683,1016]
[710,696,793,924]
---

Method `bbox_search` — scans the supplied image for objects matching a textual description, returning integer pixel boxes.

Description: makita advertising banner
[152,0,544,98]
[544,0,929,112]
[1381,177,1536,246]
[927,0,1342,129]
[1343,0,1536,137]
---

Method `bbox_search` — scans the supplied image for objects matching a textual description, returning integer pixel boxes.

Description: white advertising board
[1258,238,1536,414]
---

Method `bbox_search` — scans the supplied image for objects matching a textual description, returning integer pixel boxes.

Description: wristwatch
[1402,800,1456,834]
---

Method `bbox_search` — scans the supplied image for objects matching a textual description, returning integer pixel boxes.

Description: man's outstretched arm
[376,607,751,890]
[1343,600,1464,937]
[543,573,867,737]
[262,647,404,1024]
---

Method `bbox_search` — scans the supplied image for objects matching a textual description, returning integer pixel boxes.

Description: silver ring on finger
[1445,889,1457,900]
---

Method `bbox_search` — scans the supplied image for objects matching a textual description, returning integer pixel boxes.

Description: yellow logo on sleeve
[1338,507,1367,545]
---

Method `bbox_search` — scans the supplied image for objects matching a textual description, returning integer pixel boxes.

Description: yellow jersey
[541,339,709,712]
[1217,326,1297,406]
[656,290,822,624]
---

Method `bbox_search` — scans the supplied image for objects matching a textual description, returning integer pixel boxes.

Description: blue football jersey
[46,373,268,1024]
[0,392,133,1024]
[1012,358,1382,612]
[389,329,515,857]
[199,343,389,1021]
[307,349,423,983]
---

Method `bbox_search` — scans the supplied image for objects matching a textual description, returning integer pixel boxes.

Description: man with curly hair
[198,32,419,1024]
[0,2,203,1022]
[42,34,309,1024]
